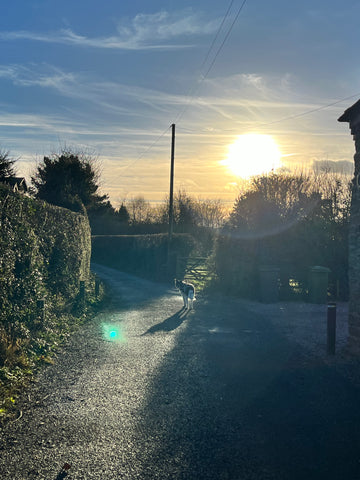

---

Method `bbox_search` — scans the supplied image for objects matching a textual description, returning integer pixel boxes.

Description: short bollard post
[327,302,336,355]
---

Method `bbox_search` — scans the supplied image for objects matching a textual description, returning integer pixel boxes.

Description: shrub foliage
[215,172,350,300]
[0,184,91,405]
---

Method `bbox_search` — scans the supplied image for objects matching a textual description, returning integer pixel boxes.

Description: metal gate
[176,256,210,283]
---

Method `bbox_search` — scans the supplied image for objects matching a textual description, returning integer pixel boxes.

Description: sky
[1,0,359,206]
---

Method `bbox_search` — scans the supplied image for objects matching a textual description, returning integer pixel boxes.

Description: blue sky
[1,1,359,205]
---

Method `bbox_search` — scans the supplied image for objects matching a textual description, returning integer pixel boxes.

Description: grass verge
[0,273,106,423]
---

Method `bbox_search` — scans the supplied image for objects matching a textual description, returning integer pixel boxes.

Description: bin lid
[309,265,331,273]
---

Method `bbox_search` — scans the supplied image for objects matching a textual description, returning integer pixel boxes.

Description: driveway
[1,264,360,479]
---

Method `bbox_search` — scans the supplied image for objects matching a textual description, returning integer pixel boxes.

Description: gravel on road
[1,264,360,480]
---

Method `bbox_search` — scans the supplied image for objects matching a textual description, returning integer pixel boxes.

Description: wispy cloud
[0,63,343,132]
[0,10,218,50]
[0,64,76,89]
[2,63,340,141]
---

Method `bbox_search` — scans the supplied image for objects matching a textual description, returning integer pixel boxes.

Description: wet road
[1,264,360,479]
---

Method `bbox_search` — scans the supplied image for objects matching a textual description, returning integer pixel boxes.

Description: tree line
[216,170,351,300]
[0,147,352,299]
[0,148,227,234]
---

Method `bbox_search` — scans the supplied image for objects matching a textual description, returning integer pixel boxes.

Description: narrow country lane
[1,264,360,479]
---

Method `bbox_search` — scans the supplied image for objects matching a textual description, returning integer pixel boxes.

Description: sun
[222,133,283,178]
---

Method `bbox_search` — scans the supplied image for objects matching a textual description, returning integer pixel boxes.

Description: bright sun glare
[222,133,283,178]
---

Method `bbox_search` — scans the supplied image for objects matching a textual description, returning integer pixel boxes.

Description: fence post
[327,302,336,355]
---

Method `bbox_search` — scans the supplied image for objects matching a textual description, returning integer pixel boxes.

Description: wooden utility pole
[168,123,175,241]
[167,123,175,272]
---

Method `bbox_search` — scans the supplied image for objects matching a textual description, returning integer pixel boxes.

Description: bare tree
[193,198,227,229]
[127,196,153,224]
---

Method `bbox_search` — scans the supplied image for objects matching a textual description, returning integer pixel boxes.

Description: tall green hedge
[0,184,91,356]
[91,233,196,280]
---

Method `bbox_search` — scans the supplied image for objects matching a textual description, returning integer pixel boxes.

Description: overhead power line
[259,93,360,127]
[115,1,249,182]
[174,0,249,126]
[201,0,248,82]
[199,0,236,72]
[117,125,171,173]
[178,92,360,135]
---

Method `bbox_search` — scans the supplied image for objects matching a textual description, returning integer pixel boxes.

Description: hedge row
[214,226,348,301]
[0,184,91,366]
[91,233,196,280]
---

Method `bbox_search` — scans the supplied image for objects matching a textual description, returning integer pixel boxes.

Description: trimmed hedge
[91,233,196,280]
[0,184,91,366]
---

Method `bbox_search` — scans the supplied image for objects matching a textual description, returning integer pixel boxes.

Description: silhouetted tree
[228,172,318,233]
[117,203,130,224]
[0,150,16,181]
[216,172,351,300]
[32,150,108,212]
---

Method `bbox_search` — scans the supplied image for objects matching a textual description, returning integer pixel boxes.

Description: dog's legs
[188,290,194,310]
[182,292,187,308]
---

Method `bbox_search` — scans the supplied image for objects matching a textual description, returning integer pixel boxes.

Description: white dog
[175,279,196,309]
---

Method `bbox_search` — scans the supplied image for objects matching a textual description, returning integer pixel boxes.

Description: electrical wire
[201,0,248,82]
[177,92,360,135]
[174,0,248,126]
[173,0,236,125]
[117,125,171,174]
[259,93,360,127]
[119,0,248,168]
[118,1,243,174]
[199,0,236,72]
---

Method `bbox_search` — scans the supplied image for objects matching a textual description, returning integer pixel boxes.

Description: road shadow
[133,298,360,480]
[142,308,188,335]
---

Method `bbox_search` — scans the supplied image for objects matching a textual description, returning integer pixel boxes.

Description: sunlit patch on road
[101,323,126,343]
[208,327,234,334]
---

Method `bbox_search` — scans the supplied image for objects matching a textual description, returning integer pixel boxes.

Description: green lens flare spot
[102,324,125,343]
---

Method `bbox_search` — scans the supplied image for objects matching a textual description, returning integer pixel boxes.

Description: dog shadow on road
[142,308,188,335]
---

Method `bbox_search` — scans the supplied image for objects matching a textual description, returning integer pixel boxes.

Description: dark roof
[4,177,28,191]
[338,99,360,123]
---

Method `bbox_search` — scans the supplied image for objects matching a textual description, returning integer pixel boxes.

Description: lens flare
[102,323,125,343]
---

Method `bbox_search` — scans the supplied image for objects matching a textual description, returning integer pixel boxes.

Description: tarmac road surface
[1,264,360,479]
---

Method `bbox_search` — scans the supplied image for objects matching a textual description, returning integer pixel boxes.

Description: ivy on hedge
[0,184,91,364]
